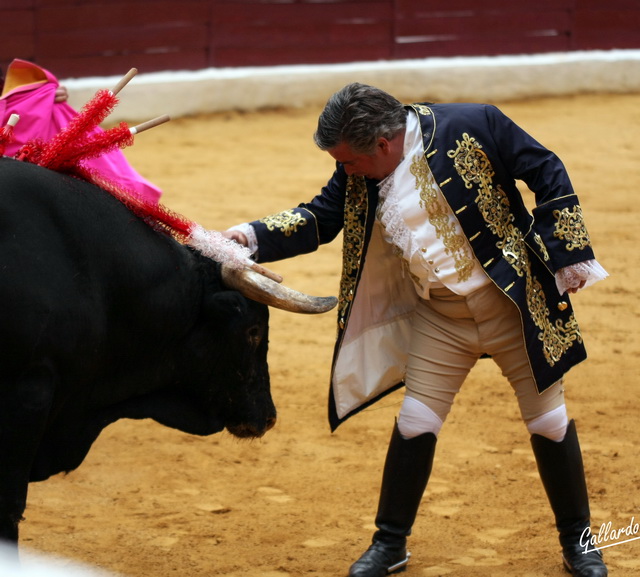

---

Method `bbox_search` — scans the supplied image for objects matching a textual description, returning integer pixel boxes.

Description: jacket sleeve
[249,163,348,263]
[484,105,596,271]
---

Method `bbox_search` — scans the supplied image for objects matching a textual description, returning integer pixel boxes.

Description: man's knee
[398,396,444,438]
[526,404,569,441]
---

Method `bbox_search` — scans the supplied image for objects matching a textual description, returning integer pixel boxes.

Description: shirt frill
[376,171,417,270]
[555,260,609,295]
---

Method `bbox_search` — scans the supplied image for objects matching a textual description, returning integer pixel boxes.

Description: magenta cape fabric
[0,59,162,204]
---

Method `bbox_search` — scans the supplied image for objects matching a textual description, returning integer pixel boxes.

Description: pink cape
[0,59,162,204]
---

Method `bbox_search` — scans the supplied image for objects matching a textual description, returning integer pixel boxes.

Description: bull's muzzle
[227,415,277,439]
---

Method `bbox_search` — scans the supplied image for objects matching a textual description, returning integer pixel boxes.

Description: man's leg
[479,283,607,577]
[348,420,437,577]
[531,421,608,577]
[349,293,478,577]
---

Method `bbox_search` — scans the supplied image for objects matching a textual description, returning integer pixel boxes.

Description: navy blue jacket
[251,103,594,430]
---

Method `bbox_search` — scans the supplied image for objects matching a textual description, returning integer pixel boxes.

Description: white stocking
[526,404,569,442]
[398,396,443,438]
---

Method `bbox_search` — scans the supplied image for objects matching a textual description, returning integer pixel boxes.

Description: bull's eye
[247,326,261,348]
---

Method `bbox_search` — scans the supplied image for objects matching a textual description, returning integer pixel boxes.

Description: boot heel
[387,551,411,573]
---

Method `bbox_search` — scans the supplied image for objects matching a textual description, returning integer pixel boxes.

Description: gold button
[557,301,568,311]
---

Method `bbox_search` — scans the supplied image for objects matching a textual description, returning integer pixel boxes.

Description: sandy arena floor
[17,92,640,576]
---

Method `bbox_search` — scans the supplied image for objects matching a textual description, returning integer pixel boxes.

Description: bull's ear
[221,265,337,314]
[203,291,251,322]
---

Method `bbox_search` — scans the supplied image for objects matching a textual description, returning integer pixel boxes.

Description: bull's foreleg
[0,365,55,553]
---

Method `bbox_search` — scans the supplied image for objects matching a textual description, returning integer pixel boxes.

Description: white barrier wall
[0,545,120,577]
[63,50,640,123]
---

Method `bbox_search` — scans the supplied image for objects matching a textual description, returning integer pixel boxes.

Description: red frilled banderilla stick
[0,113,20,156]
[70,117,283,283]
[15,68,138,169]
[16,67,283,283]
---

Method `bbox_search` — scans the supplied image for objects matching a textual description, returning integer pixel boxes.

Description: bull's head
[213,266,336,438]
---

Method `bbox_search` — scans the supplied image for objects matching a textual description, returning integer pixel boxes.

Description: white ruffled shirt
[376,113,490,298]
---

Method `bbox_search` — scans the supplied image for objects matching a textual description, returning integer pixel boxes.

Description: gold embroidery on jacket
[413,104,431,115]
[553,206,591,251]
[534,233,550,262]
[447,133,582,366]
[338,176,368,328]
[260,209,307,236]
[410,154,474,282]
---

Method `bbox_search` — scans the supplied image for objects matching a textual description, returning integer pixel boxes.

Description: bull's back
[0,158,199,380]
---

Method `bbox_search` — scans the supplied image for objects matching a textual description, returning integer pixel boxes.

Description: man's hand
[221,229,248,247]
[54,85,69,103]
[556,263,589,294]
[566,280,586,294]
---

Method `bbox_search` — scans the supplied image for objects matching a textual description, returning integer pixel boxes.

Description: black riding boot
[531,420,608,577]
[348,421,437,577]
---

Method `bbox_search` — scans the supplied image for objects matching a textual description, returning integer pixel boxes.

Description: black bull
[0,158,336,549]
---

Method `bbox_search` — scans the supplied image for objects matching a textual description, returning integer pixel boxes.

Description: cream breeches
[399,282,566,438]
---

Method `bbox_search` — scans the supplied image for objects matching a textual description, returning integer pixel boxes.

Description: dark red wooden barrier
[1,0,639,79]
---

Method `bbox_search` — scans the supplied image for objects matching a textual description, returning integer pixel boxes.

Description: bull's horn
[221,265,338,314]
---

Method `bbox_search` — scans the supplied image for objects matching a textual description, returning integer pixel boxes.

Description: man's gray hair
[313,83,406,154]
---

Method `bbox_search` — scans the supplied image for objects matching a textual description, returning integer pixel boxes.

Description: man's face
[327,136,403,181]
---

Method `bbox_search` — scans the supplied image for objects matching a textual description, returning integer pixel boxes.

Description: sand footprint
[420,546,506,575]
[195,502,231,514]
[614,558,640,570]
[358,515,377,531]
[450,547,505,567]
[208,570,285,576]
[257,486,293,503]
[422,565,453,576]
[427,499,464,517]
[427,479,451,495]
[149,536,179,547]
[477,526,518,545]
[302,537,337,548]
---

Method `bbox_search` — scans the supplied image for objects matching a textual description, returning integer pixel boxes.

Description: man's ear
[377,137,391,154]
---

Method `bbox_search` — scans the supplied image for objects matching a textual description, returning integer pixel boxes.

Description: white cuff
[555,259,609,295]
[227,222,259,256]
